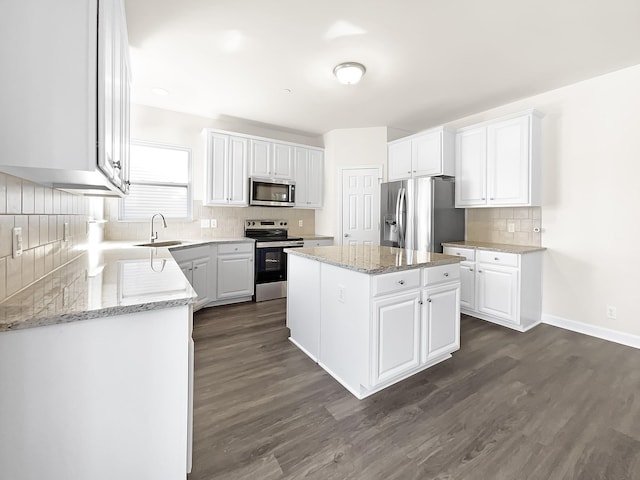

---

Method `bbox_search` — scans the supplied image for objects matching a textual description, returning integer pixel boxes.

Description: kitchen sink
[134,240,184,248]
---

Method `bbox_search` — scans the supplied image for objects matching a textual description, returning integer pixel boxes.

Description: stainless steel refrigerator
[380,176,465,253]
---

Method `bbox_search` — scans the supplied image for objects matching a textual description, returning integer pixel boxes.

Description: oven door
[255,246,288,284]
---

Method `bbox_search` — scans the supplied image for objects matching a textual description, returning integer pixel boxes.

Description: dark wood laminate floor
[188,299,640,480]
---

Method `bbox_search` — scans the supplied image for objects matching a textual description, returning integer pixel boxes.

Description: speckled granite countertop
[442,241,546,254]
[0,238,255,333]
[285,245,461,274]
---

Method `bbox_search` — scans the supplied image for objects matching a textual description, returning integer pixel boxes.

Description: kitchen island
[285,244,462,399]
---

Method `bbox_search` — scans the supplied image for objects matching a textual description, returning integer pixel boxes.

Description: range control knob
[283,221,287,226]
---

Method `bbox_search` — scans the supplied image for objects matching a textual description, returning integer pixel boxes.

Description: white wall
[316,127,388,238]
[444,64,640,337]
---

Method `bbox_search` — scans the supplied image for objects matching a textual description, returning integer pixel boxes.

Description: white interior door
[341,167,381,245]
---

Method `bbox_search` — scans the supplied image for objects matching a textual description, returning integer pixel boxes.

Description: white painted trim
[542,314,640,350]
[288,337,318,363]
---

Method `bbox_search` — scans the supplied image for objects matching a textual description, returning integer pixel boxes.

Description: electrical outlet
[507,222,515,233]
[12,227,23,258]
[200,219,210,228]
[337,285,345,303]
[606,305,617,320]
[211,219,218,228]
[298,220,303,227]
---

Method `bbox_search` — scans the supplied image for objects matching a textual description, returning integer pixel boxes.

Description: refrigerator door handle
[398,187,406,247]
[394,187,402,236]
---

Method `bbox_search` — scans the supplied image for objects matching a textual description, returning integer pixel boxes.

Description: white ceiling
[125,0,640,136]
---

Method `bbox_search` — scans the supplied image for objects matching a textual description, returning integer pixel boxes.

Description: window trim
[119,139,193,222]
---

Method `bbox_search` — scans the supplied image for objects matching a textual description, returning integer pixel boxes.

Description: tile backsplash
[0,173,90,303]
[103,199,316,241]
[466,207,542,246]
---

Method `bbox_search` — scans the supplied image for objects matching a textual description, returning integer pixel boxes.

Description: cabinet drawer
[443,246,475,262]
[372,269,421,297]
[476,250,519,267]
[218,242,254,255]
[423,263,460,286]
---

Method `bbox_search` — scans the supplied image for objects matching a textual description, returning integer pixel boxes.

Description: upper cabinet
[249,140,294,179]
[455,110,542,208]
[203,131,249,206]
[0,0,131,196]
[294,147,324,208]
[388,127,455,181]
[204,129,323,208]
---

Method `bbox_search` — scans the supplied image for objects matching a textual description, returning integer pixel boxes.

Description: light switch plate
[298,220,303,227]
[12,227,23,258]
[507,222,515,233]
[211,219,218,228]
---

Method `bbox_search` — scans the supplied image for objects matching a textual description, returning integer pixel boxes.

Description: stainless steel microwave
[249,177,296,207]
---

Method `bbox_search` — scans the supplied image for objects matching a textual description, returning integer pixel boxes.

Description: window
[120,141,191,220]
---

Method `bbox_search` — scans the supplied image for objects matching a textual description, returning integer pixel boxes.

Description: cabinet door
[294,148,309,206]
[422,283,460,362]
[98,0,116,182]
[249,140,271,177]
[477,264,519,324]
[272,143,294,179]
[205,133,229,205]
[459,263,475,310]
[487,115,530,205]
[191,257,210,305]
[388,140,412,181]
[179,261,193,284]
[227,136,248,205]
[217,254,254,299]
[306,150,323,207]
[371,291,421,387]
[455,128,487,206]
[413,131,442,177]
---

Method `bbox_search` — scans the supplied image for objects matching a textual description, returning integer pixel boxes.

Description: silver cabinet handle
[482,197,486,200]
[478,270,483,273]
[469,268,474,272]
[427,298,432,303]
[494,257,499,261]
[398,280,405,285]
[490,197,495,200]
[344,233,350,237]
[194,266,198,270]
[418,300,423,305]
[111,160,121,169]
[443,272,449,277]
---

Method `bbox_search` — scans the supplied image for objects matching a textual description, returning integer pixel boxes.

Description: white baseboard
[542,314,640,350]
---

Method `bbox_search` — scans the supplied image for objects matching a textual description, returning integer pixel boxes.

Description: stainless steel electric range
[244,219,304,302]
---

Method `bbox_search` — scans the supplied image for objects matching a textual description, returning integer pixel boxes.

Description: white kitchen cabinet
[217,243,254,299]
[388,127,455,181]
[250,140,294,179]
[422,283,461,361]
[455,110,542,207]
[294,147,324,208]
[204,132,248,206]
[0,0,130,196]
[288,257,460,399]
[443,245,543,332]
[172,245,214,311]
[371,291,422,386]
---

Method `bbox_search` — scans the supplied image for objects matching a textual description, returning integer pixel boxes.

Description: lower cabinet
[372,291,421,386]
[217,251,254,299]
[443,246,542,331]
[171,241,255,309]
[288,258,461,399]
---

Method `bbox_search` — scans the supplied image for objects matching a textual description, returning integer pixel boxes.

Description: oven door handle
[255,241,304,248]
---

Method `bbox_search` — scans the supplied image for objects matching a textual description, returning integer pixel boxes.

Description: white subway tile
[6,176,22,214]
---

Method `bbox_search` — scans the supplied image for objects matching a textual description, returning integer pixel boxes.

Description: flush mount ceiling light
[333,62,366,85]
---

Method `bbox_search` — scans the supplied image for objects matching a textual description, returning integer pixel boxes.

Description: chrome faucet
[150,213,167,243]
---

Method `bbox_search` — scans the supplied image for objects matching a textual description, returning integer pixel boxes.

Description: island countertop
[285,245,461,274]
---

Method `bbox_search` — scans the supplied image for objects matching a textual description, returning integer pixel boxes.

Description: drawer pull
[494,257,499,261]
[478,270,483,273]
[469,268,474,272]
[443,272,449,277]
[398,280,405,285]
[427,298,432,303]
[456,253,461,255]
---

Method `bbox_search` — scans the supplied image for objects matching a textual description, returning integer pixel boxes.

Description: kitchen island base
[286,248,461,399]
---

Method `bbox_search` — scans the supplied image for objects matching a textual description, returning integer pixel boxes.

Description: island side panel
[0,306,190,480]
[319,263,370,397]
[287,254,321,361]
